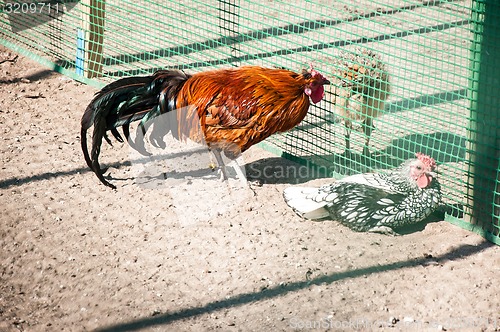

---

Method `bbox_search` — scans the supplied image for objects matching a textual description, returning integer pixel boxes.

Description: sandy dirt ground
[1,47,499,332]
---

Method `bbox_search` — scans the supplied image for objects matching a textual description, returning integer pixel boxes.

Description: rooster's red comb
[415,152,437,170]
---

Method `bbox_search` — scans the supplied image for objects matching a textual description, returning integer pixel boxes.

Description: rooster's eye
[416,165,422,170]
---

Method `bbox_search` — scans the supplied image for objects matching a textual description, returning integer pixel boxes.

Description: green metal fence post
[465,0,500,236]
[80,0,106,78]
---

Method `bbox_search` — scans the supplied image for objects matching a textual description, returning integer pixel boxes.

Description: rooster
[330,48,390,156]
[81,65,330,188]
[283,153,441,234]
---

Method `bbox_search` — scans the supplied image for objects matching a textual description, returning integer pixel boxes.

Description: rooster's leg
[230,155,247,181]
[212,151,256,195]
[212,151,247,182]
[212,149,229,181]
[362,117,374,156]
[229,155,258,195]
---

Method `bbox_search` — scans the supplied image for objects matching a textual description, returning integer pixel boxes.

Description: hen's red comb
[415,152,437,170]
[308,63,318,75]
[308,63,327,80]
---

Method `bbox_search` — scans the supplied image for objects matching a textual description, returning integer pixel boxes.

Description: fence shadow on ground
[102,1,467,76]
[0,130,466,190]
[298,88,468,133]
[284,130,468,178]
[380,132,467,164]
[385,89,468,115]
[0,68,59,84]
[94,240,494,332]
[103,0,451,68]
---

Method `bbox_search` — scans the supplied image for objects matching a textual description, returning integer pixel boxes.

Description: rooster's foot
[248,179,263,187]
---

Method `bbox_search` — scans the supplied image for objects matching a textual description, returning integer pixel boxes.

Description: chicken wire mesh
[0,0,499,243]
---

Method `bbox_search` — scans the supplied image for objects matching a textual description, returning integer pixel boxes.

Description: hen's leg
[367,226,399,236]
[344,119,353,156]
[362,117,374,156]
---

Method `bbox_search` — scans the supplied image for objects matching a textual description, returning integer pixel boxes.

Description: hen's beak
[339,79,351,88]
[427,170,438,178]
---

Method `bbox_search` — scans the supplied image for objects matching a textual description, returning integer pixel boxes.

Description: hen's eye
[416,165,422,170]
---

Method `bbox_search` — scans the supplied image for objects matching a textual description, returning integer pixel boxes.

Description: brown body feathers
[81,66,329,188]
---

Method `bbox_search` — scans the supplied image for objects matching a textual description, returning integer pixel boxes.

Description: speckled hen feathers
[317,180,441,232]
[284,156,442,233]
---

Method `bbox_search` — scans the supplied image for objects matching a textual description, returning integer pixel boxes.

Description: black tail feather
[81,127,92,170]
[110,128,124,143]
[80,69,190,188]
[90,115,116,189]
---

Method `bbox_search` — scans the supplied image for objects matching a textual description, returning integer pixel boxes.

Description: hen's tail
[81,70,190,189]
[283,187,330,220]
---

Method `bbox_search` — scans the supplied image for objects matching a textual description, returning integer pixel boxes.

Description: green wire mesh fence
[0,0,499,243]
